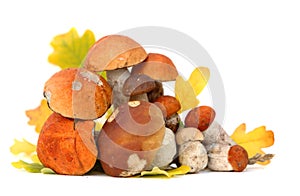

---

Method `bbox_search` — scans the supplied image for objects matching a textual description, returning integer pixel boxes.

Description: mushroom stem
[106,68,130,109]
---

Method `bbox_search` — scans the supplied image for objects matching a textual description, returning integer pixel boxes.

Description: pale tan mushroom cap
[83,35,147,71]
[176,127,204,145]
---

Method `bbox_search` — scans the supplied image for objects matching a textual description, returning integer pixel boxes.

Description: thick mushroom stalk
[106,68,131,109]
[176,127,208,173]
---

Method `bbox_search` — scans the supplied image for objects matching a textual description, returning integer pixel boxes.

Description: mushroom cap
[184,105,216,131]
[131,53,178,81]
[37,113,97,175]
[83,35,147,71]
[43,68,112,120]
[97,101,166,177]
[122,74,156,96]
[176,127,204,145]
[154,95,181,118]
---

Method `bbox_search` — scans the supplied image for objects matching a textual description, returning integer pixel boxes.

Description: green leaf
[140,165,190,178]
[12,160,44,173]
[48,28,95,69]
[41,168,56,174]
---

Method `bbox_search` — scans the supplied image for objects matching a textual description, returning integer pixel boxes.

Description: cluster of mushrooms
[37,35,249,177]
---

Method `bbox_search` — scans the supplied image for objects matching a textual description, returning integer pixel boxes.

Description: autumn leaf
[188,66,210,95]
[140,165,190,178]
[231,123,275,165]
[175,75,199,113]
[25,99,52,133]
[10,138,36,156]
[48,28,95,69]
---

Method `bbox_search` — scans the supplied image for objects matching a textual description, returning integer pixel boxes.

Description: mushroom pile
[37,35,249,177]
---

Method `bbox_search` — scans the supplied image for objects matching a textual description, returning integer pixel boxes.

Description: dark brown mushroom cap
[122,74,156,96]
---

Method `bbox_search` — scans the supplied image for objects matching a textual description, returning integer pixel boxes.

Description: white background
[0,0,299,195]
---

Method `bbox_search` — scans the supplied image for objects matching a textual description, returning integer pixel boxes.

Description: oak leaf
[48,28,95,69]
[140,165,190,178]
[25,99,53,133]
[231,123,274,165]
[175,67,209,113]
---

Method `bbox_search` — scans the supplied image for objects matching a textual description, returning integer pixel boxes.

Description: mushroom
[207,143,248,172]
[122,73,156,102]
[165,113,181,133]
[201,121,236,150]
[131,53,178,81]
[176,127,208,173]
[131,53,178,102]
[145,128,177,170]
[83,35,147,72]
[83,35,148,109]
[147,81,164,102]
[43,68,112,120]
[185,105,216,132]
[97,101,166,177]
[106,67,131,108]
[37,113,97,175]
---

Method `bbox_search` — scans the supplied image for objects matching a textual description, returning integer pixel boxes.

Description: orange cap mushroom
[131,53,179,81]
[43,68,112,120]
[37,113,97,175]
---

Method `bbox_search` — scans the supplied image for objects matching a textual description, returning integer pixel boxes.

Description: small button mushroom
[146,128,177,170]
[184,105,216,132]
[37,113,97,175]
[97,101,166,177]
[176,127,204,145]
[207,143,248,172]
[178,141,208,173]
[131,53,178,82]
[176,127,208,173]
[43,68,112,120]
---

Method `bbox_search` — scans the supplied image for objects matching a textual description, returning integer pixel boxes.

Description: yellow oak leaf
[10,138,36,156]
[175,75,200,113]
[140,165,190,178]
[231,123,275,165]
[48,28,95,69]
[25,99,53,133]
[188,66,210,95]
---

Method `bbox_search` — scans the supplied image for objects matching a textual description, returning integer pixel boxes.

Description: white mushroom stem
[207,143,233,171]
[178,141,208,173]
[145,128,176,170]
[106,68,130,109]
[202,121,236,151]
[130,93,149,102]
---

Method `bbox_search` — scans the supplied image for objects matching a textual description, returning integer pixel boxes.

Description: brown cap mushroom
[83,35,147,71]
[154,95,181,118]
[37,113,97,175]
[122,74,156,97]
[97,101,166,177]
[43,68,112,120]
[131,53,179,81]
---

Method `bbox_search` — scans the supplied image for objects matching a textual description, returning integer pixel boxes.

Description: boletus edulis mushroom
[97,101,166,177]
